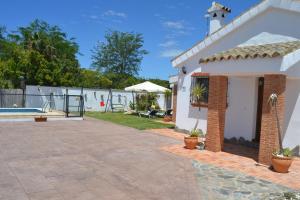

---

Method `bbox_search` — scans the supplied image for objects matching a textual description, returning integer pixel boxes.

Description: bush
[135,93,160,111]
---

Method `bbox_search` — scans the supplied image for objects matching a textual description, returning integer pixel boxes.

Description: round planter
[163,116,172,122]
[184,136,198,150]
[271,154,293,173]
[34,117,47,122]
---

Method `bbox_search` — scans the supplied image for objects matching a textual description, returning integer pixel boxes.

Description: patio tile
[192,160,294,199]
[151,129,300,190]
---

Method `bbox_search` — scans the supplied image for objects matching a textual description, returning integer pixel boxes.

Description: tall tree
[78,69,112,88]
[92,30,148,76]
[0,20,81,88]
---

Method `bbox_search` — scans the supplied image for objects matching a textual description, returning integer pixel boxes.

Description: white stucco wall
[175,65,208,132]
[284,78,300,151]
[225,77,258,141]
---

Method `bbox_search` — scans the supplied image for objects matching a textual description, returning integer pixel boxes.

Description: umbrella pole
[132,91,135,110]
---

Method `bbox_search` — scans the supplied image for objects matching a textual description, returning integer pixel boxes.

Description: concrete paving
[0,118,201,200]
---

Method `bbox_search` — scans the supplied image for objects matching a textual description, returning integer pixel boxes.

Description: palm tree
[191,84,206,104]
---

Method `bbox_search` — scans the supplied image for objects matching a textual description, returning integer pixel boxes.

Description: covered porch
[197,40,300,165]
[204,74,285,165]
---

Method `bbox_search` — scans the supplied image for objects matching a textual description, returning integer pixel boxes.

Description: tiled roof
[199,41,300,64]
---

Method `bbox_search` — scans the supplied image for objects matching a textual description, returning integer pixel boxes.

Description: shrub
[190,129,202,137]
[135,93,160,111]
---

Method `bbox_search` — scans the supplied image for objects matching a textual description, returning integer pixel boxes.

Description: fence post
[132,91,135,110]
[65,95,69,118]
[80,95,84,117]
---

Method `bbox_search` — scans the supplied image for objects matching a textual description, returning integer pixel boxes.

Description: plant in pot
[184,129,200,149]
[34,115,47,122]
[269,93,293,173]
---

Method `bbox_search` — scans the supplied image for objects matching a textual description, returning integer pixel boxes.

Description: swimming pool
[0,108,44,113]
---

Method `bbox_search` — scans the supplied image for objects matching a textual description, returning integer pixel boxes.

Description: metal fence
[0,92,84,118]
[0,89,24,108]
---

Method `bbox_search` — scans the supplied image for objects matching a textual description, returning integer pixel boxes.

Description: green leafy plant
[269,93,293,157]
[282,148,293,157]
[164,89,172,98]
[135,93,159,111]
[129,101,135,110]
[190,129,201,137]
[192,84,206,103]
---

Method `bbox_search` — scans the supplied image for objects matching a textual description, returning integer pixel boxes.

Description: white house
[171,0,300,165]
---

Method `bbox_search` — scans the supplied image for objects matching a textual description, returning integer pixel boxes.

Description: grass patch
[85,112,175,130]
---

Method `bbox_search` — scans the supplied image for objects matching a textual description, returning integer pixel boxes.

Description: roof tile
[199,41,300,63]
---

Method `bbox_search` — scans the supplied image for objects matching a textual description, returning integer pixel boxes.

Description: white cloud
[103,10,127,18]
[89,15,99,20]
[160,49,183,58]
[163,21,184,29]
[159,40,177,48]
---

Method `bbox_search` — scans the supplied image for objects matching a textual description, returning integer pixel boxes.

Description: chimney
[207,2,231,35]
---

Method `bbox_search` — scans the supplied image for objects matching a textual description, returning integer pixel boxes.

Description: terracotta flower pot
[34,116,47,122]
[184,136,198,149]
[271,154,293,173]
[163,116,172,122]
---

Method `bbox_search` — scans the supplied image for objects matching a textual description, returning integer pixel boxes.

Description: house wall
[175,66,208,132]
[224,77,258,141]
[284,78,300,154]
[175,7,300,135]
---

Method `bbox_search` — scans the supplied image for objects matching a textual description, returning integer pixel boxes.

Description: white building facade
[171,0,300,164]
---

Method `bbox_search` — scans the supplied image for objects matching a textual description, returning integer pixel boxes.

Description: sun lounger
[138,110,158,118]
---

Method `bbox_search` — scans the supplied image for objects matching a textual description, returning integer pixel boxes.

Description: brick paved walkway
[148,129,300,190]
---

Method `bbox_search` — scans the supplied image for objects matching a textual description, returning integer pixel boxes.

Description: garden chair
[138,109,158,118]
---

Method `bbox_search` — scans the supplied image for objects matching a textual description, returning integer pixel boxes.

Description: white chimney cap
[208,2,231,13]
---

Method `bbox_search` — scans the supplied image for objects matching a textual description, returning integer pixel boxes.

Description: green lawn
[85,112,174,130]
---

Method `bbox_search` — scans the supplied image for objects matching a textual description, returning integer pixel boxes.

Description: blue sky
[0,0,260,80]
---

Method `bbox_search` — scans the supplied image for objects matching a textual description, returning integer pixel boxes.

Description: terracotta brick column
[259,74,286,165]
[172,84,177,123]
[206,76,228,152]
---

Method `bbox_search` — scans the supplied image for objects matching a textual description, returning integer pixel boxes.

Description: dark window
[190,76,209,106]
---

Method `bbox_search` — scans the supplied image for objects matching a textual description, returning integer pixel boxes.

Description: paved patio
[0,119,201,200]
[150,129,300,190]
[1,119,299,200]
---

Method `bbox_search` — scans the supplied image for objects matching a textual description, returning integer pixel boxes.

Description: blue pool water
[0,108,44,113]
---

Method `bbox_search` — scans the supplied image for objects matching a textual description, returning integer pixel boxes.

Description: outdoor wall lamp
[182,66,187,74]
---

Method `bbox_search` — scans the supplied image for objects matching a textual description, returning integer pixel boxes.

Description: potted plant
[269,93,293,173]
[34,115,47,122]
[184,129,200,149]
[272,148,293,173]
[191,84,206,107]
